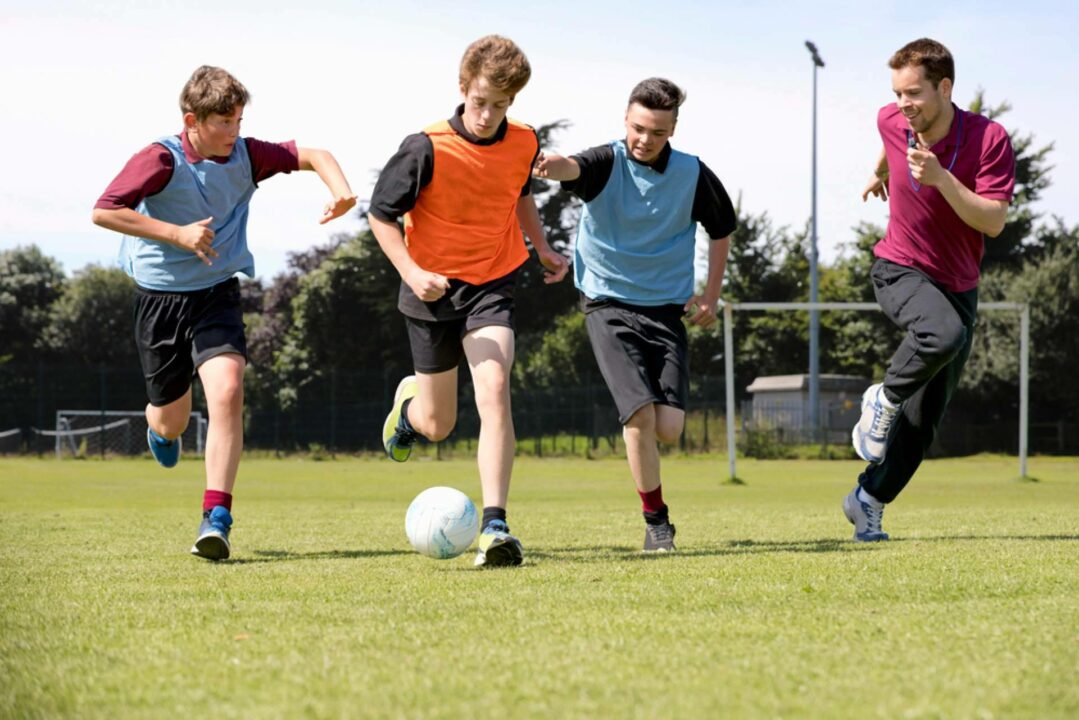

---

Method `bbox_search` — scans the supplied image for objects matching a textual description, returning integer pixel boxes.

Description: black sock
[482,506,507,532]
[398,398,416,432]
[643,505,670,525]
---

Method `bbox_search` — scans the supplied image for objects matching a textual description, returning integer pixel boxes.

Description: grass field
[2,455,1077,719]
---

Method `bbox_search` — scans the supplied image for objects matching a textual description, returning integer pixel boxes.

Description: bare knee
[655,421,683,445]
[207,376,244,416]
[624,405,657,439]
[473,373,510,419]
[147,401,190,438]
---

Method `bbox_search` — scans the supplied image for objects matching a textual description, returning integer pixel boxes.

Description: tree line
[2,95,1076,446]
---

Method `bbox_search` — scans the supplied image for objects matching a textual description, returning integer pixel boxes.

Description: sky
[1,0,1075,283]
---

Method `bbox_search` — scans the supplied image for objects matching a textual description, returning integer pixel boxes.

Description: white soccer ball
[405,486,479,559]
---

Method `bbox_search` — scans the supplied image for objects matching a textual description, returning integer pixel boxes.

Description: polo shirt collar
[626,141,672,173]
[180,130,230,164]
[449,104,508,145]
[894,102,962,152]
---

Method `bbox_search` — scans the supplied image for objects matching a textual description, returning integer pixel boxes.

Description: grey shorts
[583,298,689,424]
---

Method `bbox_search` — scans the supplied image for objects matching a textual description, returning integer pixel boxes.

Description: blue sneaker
[843,487,889,542]
[474,520,524,567]
[147,427,181,468]
[383,376,419,462]
[852,383,901,464]
[191,505,233,560]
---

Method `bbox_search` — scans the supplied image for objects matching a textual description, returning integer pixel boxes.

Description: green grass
[2,455,1077,719]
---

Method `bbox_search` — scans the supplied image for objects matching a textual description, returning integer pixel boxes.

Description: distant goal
[36,410,207,459]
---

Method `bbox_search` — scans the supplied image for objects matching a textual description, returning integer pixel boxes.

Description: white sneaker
[842,487,889,542]
[852,383,900,463]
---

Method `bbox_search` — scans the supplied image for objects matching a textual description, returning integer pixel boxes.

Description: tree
[969,91,1055,271]
[0,245,65,364]
[42,265,139,366]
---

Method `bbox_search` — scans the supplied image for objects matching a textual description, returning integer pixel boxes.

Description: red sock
[638,485,665,514]
[203,490,233,512]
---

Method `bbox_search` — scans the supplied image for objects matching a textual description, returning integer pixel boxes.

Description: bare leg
[463,326,515,509]
[197,353,245,493]
[623,404,684,493]
[408,368,459,441]
[146,389,193,439]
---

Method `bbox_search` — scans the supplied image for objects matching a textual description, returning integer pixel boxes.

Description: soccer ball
[405,487,479,559]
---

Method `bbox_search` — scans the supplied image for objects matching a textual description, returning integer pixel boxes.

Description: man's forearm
[936,174,1009,237]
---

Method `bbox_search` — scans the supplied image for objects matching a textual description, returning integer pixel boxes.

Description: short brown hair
[628,78,686,119]
[888,38,954,88]
[459,35,531,97]
[180,66,250,121]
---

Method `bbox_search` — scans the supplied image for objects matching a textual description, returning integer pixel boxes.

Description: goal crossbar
[720,301,1030,480]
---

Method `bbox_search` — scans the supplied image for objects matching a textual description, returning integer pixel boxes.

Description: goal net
[36,410,207,459]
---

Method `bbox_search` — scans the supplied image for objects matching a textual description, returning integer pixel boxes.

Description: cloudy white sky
[1,0,1074,281]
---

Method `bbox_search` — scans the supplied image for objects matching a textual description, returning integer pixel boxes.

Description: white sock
[857,487,885,509]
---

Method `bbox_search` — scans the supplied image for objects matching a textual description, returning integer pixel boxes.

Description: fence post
[99,364,107,459]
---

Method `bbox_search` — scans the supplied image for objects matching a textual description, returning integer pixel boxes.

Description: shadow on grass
[892,533,1079,543]
[525,532,1079,563]
[527,537,857,562]
[224,548,414,564]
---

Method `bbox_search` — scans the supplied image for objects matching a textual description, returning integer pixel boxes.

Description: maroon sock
[203,490,233,512]
[638,485,665,514]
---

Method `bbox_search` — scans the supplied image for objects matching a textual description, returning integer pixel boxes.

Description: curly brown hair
[459,35,531,98]
[180,66,250,121]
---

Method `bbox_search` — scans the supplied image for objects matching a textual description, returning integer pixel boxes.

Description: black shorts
[134,278,247,406]
[403,272,517,374]
[583,297,689,424]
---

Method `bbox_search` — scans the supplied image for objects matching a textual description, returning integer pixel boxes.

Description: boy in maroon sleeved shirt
[845,39,1015,542]
[92,65,356,560]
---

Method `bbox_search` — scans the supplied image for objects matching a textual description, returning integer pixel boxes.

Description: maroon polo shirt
[874,103,1015,292]
[95,131,299,211]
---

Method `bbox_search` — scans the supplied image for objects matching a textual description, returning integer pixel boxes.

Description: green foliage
[41,265,138,366]
[969,222,1079,420]
[0,245,65,364]
[514,310,593,389]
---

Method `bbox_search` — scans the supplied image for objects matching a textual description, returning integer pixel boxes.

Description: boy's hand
[175,216,218,266]
[684,294,718,329]
[405,267,451,302]
[537,247,569,284]
[532,152,578,181]
[320,194,358,224]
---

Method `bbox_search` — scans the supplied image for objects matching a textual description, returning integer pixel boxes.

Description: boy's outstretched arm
[515,196,568,284]
[297,148,357,224]
[532,152,581,182]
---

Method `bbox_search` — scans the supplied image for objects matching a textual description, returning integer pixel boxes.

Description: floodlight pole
[805,41,825,441]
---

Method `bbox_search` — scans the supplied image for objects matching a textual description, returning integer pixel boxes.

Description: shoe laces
[870,396,898,439]
[862,501,884,534]
[393,426,417,447]
[647,522,674,544]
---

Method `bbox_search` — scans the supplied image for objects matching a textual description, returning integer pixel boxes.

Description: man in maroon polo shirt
[844,38,1016,541]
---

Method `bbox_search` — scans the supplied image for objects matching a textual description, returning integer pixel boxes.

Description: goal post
[721,301,1030,481]
[36,410,207,459]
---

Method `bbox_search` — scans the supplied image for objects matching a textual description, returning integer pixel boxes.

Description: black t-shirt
[369,105,537,224]
[561,142,737,240]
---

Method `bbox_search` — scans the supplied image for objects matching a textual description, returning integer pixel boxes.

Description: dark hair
[459,35,531,97]
[627,78,686,119]
[180,66,250,120]
[889,38,954,88]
